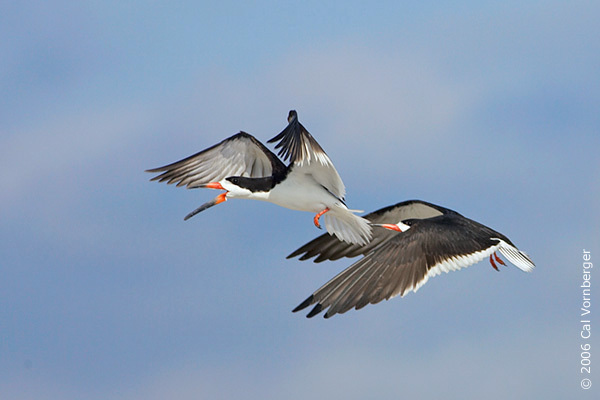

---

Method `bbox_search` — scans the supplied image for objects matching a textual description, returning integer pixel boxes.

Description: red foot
[493,252,506,266]
[313,208,330,229]
[489,254,499,271]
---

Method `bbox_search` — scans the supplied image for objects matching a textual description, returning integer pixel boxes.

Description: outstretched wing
[268,110,346,200]
[288,200,457,262]
[147,132,286,188]
[294,213,534,318]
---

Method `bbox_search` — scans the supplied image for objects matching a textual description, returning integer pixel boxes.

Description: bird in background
[289,200,535,318]
[146,110,371,246]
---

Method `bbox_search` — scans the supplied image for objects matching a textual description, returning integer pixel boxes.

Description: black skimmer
[289,200,535,318]
[146,110,371,245]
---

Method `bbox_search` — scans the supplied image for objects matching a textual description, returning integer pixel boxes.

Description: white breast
[266,172,339,213]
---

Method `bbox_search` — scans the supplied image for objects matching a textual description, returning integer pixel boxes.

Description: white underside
[220,172,372,245]
[397,238,535,299]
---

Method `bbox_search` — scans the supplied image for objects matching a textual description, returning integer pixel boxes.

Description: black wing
[287,200,458,262]
[293,213,521,318]
[267,110,330,165]
[268,110,346,199]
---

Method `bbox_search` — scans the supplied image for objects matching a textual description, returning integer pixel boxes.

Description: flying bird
[289,200,535,318]
[146,110,371,245]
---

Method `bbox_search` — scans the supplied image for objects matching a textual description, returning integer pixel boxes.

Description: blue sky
[1,1,599,399]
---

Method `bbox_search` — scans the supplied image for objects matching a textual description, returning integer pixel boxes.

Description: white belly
[265,173,342,213]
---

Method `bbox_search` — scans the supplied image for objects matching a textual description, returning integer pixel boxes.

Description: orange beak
[375,223,403,232]
[202,182,225,190]
[214,192,227,204]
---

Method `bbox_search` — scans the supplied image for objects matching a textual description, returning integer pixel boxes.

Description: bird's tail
[497,240,536,272]
[321,209,372,246]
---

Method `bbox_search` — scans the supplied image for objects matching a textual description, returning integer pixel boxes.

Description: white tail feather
[497,240,535,272]
[321,210,372,245]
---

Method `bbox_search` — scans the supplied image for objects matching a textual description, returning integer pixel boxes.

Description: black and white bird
[146,110,371,245]
[289,200,535,318]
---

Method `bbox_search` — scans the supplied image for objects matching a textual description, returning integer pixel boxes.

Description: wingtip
[146,167,166,182]
[267,111,298,145]
[292,295,315,313]
[287,110,298,122]
[306,303,324,318]
[285,249,323,262]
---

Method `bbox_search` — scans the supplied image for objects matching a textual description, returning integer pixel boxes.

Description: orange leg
[313,208,330,229]
[489,254,499,271]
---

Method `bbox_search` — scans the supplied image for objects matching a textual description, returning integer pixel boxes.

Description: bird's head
[222,177,255,199]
